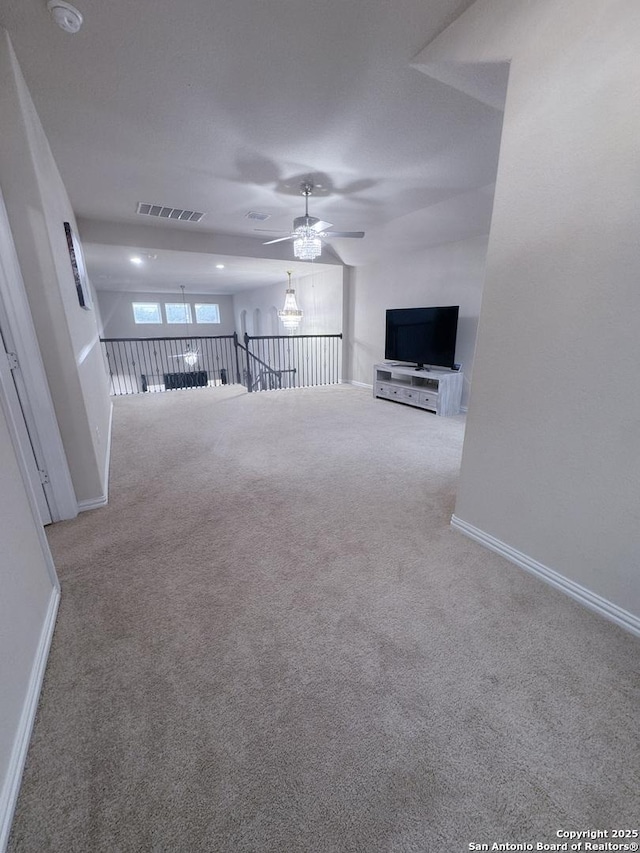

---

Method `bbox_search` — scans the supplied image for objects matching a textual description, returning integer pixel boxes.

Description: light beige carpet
[8,385,640,852]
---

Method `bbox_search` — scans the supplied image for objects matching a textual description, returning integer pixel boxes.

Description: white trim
[77,401,112,513]
[0,355,60,589]
[347,379,372,390]
[451,515,640,638]
[103,401,113,500]
[0,587,60,853]
[0,336,51,525]
[77,494,108,512]
[0,192,77,521]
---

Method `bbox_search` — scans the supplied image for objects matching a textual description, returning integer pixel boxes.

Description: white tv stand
[373,362,463,416]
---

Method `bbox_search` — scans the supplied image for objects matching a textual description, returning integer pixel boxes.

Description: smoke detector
[47,0,83,33]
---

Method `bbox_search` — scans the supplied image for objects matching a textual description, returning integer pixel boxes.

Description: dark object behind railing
[101,332,342,395]
[163,371,209,390]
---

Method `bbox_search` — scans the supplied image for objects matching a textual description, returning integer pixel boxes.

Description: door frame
[0,324,51,523]
[0,190,77,521]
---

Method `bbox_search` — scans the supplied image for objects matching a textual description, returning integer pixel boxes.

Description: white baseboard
[77,402,112,514]
[347,379,372,390]
[0,586,60,853]
[451,515,640,638]
[103,401,113,502]
[77,494,108,512]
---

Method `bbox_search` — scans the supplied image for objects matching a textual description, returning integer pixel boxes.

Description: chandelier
[293,225,322,261]
[179,285,199,366]
[278,271,303,330]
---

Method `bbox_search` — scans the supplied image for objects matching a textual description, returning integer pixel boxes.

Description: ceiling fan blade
[312,220,333,232]
[321,230,365,239]
[263,235,295,245]
[254,228,289,233]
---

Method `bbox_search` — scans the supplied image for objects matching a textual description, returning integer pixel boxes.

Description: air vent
[245,211,271,222]
[136,202,205,223]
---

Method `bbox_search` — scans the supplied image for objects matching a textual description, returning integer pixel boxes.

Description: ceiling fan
[259,182,364,260]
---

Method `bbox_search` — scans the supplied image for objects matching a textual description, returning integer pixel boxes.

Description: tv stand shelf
[373,363,463,416]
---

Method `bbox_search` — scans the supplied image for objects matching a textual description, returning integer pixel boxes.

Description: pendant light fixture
[180,285,199,366]
[278,271,303,331]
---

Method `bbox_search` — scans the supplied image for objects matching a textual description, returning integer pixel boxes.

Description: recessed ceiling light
[130,256,143,265]
[216,264,225,269]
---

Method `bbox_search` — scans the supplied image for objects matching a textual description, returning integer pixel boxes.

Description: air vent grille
[136,202,205,223]
[245,211,271,222]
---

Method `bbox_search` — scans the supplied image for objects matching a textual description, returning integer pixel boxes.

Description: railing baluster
[140,341,147,392]
[114,341,122,395]
[133,339,140,393]
[107,342,115,394]
[110,342,118,394]
[119,340,126,394]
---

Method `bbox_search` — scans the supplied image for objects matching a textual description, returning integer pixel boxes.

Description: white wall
[232,267,344,337]
[0,400,58,851]
[347,235,488,405]
[0,32,111,505]
[420,0,640,622]
[96,289,236,338]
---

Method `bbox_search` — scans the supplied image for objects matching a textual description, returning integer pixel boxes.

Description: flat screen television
[385,306,459,370]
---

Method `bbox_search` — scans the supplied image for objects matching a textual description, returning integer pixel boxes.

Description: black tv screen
[385,306,459,369]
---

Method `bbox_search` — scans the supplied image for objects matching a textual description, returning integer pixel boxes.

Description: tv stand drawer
[375,382,393,397]
[400,387,421,403]
[418,390,438,411]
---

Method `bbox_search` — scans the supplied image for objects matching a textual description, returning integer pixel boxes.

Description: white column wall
[418,0,640,619]
[0,32,111,505]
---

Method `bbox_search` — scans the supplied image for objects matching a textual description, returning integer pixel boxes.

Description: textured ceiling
[0,0,504,292]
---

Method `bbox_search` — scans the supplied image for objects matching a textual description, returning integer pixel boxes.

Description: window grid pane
[132,302,162,324]
[165,303,192,324]
[195,303,221,324]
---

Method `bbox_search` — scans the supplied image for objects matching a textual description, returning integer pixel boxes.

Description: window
[195,303,221,324]
[165,303,192,324]
[132,302,161,324]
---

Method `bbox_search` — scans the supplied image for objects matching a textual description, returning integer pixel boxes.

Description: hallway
[9,386,640,852]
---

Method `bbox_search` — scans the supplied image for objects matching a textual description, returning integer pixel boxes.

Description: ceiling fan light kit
[293,227,322,261]
[263,182,364,260]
